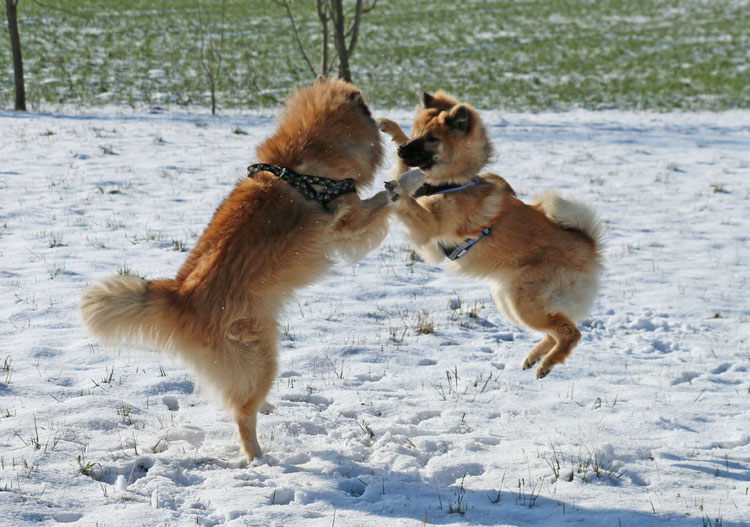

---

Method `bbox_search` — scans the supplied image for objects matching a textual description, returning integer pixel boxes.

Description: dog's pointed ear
[421,91,435,108]
[315,74,327,84]
[446,105,471,134]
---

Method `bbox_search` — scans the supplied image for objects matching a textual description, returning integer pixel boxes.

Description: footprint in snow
[270,488,295,505]
[417,358,437,366]
[398,410,441,425]
[671,371,701,385]
[710,363,731,375]
[163,395,179,411]
[338,478,366,497]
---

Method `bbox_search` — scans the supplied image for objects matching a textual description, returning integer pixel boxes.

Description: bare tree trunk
[5,0,27,111]
[330,0,351,82]
[198,0,226,115]
[281,0,377,83]
[316,0,330,75]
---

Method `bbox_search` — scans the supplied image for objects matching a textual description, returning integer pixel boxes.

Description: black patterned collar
[247,163,356,210]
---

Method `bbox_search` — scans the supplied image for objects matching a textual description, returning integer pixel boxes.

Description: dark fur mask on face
[397,103,472,170]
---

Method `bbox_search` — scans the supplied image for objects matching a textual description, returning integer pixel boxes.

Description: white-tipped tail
[532,191,605,245]
[79,275,178,351]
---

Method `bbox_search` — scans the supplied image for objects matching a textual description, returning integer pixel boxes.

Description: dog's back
[531,191,604,248]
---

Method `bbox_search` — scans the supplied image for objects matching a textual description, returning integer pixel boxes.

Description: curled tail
[532,191,605,247]
[79,275,184,352]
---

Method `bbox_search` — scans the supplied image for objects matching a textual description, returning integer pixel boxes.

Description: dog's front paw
[397,169,426,196]
[385,170,425,202]
[377,117,399,136]
[368,189,392,208]
[384,180,400,202]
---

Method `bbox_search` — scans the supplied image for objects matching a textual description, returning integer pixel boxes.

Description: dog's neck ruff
[410,177,490,261]
[247,163,356,210]
[411,177,482,198]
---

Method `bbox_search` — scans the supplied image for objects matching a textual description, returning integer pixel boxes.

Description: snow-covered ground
[1,107,748,526]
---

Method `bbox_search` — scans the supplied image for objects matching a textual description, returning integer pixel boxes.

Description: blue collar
[412,177,482,198]
[440,227,491,261]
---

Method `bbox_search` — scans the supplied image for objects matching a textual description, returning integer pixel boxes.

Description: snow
[1,108,748,526]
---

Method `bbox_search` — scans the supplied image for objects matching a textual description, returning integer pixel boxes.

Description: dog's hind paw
[259,401,276,415]
[535,366,551,379]
[521,357,540,370]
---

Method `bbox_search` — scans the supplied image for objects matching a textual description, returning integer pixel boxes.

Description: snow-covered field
[1,107,748,526]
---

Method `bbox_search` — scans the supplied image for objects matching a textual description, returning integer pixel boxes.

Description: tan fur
[379,92,603,378]
[80,78,390,459]
[379,91,494,183]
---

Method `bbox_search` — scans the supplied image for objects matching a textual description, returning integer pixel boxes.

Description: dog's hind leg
[229,355,277,459]
[233,398,265,459]
[215,322,278,460]
[236,346,277,459]
[533,314,580,379]
[505,271,582,379]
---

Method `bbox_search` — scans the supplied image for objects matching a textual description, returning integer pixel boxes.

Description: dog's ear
[315,74,327,84]
[421,91,435,108]
[348,90,373,118]
[446,105,471,134]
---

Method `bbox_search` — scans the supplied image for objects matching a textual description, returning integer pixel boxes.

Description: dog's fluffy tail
[79,275,183,352]
[532,191,605,246]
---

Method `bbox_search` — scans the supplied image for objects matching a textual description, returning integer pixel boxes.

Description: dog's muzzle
[397,143,435,170]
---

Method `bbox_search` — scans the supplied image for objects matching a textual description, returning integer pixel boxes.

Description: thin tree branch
[246,71,282,105]
[197,0,227,114]
[29,0,90,19]
[346,0,363,56]
[274,0,317,78]
[361,0,378,14]
[216,0,226,76]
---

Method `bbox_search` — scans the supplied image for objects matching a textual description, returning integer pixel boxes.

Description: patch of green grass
[2,1,749,111]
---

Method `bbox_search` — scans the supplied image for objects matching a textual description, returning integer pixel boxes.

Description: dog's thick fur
[378,91,603,378]
[80,78,390,459]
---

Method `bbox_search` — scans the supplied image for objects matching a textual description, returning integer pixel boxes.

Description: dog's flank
[379,91,603,379]
[80,77,390,459]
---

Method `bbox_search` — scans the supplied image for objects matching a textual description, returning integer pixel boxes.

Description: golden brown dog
[378,91,603,378]
[80,77,391,459]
